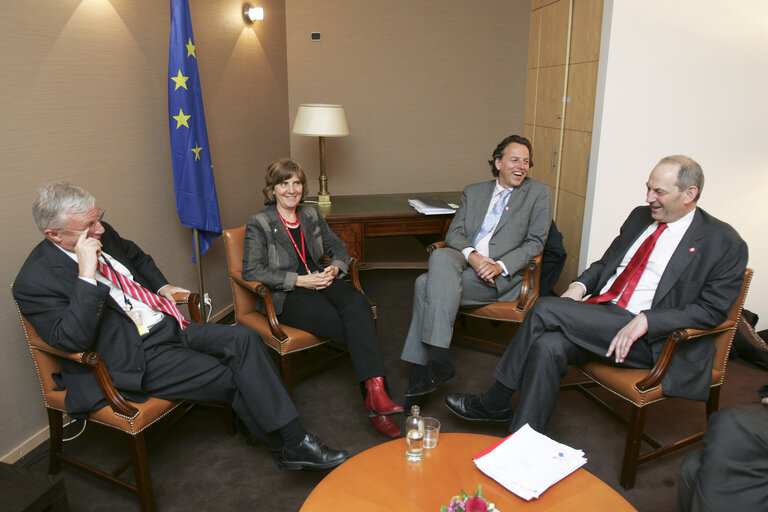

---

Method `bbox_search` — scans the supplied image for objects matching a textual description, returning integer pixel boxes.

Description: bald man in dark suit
[445,155,748,433]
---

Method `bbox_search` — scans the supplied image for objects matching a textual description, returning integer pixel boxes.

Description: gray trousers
[492,296,655,432]
[678,404,768,512]
[400,247,520,365]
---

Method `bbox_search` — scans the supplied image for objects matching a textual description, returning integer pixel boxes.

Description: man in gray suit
[445,155,748,434]
[401,135,552,399]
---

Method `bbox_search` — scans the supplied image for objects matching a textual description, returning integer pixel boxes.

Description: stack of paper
[473,424,587,501]
[408,198,457,215]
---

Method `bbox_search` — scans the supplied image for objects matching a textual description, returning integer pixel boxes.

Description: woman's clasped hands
[295,265,339,290]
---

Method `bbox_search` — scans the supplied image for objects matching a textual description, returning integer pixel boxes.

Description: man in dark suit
[678,401,768,512]
[13,182,349,471]
[401,135,552,399]
[445,155,748,433]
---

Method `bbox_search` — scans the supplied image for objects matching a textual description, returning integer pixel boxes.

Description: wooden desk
[300,433,636,511]
[307,192,460,265]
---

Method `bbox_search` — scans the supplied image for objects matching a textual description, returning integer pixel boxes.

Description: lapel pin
[505,207,509,211]
[689,247,696,253]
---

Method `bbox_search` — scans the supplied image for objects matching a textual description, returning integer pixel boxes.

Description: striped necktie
[98,259,190,330]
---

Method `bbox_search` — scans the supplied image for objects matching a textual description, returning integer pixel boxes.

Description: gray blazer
[445,178,552,298]
[242,204,350,315]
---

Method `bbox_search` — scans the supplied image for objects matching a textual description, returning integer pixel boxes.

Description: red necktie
[98,260,190,330]
[586,222,667,308]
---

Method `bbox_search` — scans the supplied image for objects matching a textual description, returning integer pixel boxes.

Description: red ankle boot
[364,376,404,416]
[369,414,401,438]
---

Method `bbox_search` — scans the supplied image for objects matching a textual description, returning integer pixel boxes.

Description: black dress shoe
[277,433,350,471]
[444,393,513,424]
[404,361,457,397]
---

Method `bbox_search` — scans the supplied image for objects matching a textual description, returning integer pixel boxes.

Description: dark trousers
[678,404,768,512]
[278,279,386,382]
[493,296,655,432]
[139,317,298,448]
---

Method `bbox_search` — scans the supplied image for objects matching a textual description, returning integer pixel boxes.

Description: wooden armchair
[427,241,542,350]
[564,268,753,489]
[223,225,376,393]
[13,291,205,512]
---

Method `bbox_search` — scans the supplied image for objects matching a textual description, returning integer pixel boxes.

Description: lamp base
[317,193,332,205]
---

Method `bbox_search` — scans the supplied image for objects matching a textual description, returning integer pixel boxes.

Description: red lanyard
[279,214,311,274]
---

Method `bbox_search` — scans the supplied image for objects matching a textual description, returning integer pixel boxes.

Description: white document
[473,424,587,501]
[408,198,457,215]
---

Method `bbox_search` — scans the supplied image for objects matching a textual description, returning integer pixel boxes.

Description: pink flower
[464,496,489,512]
[446,499,464,512]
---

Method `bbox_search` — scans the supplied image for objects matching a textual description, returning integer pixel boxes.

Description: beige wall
[585,0,768,326]
[0,0,290,461]
[286,0,531,196]
[1,0,533,463]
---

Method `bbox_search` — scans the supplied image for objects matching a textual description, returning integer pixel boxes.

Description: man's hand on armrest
[158,284,190,301]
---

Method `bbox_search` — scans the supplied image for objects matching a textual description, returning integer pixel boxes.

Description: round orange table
[301,433,636,511]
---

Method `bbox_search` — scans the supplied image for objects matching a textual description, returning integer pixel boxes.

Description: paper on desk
[473,424,587,501]
[408,198,457,215]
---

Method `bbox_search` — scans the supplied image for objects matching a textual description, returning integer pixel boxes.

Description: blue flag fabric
[168,0,222,261]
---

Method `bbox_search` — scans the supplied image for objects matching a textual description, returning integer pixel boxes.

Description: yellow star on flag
[191,144,203,161]
[186,38,196,58]
[170,70,189,90]
[173,108,191,128]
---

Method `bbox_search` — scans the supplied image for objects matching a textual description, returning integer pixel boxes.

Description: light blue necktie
[473,188,512,247]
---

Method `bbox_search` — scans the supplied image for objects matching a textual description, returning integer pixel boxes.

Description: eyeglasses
[57,208,105,237]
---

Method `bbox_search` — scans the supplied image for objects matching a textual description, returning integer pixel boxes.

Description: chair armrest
[348,259,377,319]
[31,343,139,418]
[514,254,542,311]
[230,273,289,341]
[173,291,202,324]
[427,241,447,254]
[635,320,737,392]
[80,350,140,418]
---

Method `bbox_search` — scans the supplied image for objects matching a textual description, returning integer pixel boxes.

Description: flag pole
[193,228,206,323]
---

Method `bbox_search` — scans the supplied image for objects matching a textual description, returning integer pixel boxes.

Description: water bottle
[405,405,424,462]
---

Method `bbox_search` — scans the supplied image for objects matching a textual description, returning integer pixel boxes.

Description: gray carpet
[15,269,767,511]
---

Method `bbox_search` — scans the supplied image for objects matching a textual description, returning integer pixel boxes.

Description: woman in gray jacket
[242,158,402,438]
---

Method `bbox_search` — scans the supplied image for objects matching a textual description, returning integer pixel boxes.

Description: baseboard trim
[2,424,49,464]
[210,303,234,324]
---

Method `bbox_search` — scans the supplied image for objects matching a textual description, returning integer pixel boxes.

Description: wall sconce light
[243,4,264,23]
[292,104,350,205]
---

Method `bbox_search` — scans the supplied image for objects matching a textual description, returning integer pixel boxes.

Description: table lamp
[292,104,349,205]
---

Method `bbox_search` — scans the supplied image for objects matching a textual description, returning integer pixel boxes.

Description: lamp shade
[292,104,349,137]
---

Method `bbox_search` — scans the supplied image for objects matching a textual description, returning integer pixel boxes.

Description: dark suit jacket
[445,178,552,298]
[13,223,170,416]
[242,204,350,315]
[578,206,748,401]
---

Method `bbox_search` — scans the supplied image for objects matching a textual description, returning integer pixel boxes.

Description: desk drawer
[366,218,448,237]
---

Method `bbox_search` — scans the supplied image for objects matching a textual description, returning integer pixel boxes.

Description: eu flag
[168,0,222,261]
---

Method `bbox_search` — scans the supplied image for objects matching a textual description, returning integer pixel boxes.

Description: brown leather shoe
[369,414,401,438]
[364,376,404,416]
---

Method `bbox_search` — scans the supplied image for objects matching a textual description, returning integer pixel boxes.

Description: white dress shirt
[579,209,696,315]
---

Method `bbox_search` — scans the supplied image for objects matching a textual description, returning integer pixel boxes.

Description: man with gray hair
[13,182,349,471]
[445,156,748,434]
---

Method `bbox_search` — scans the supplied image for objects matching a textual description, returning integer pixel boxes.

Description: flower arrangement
[441,485,500,512]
